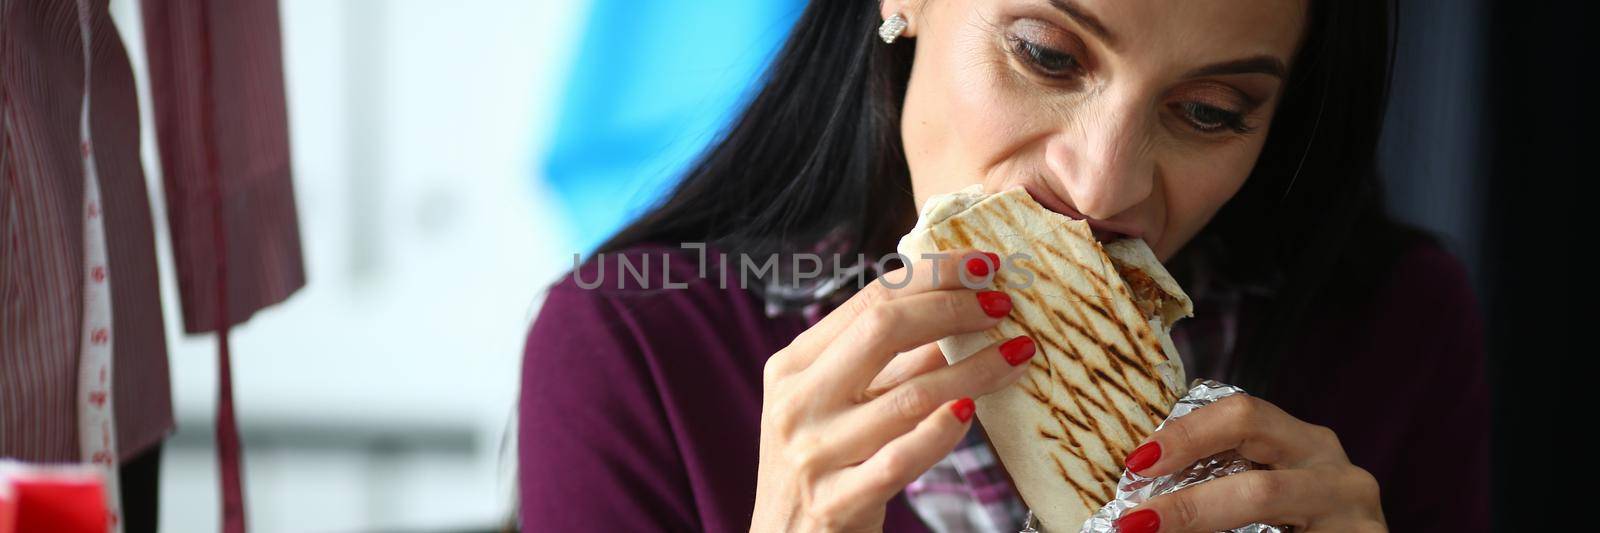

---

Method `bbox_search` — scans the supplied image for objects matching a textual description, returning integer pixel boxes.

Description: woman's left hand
[1112,395,1387,533]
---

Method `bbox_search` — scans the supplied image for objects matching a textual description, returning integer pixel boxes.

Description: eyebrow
[1047,0,1117,47]
[1183,55,1289,80]
[1044,0,1289,81]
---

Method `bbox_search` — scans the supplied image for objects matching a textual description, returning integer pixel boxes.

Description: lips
[1014,183,1146,242]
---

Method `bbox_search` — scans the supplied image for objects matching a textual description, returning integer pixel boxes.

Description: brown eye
[1004,19,1088,80]
[1009,36,1081,77]
[1174,102,1250,134]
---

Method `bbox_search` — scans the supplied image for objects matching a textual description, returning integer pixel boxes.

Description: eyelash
[1007,35,1255,136]
[1174,102,1254,134]
[1006,35,1082,77]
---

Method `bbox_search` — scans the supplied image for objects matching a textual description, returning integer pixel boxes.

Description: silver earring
[879,12,908,44]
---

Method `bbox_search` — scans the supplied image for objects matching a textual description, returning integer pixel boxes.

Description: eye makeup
[993,3,1278,139]
[1003,18,1091,81]
[1166,83,1261,134]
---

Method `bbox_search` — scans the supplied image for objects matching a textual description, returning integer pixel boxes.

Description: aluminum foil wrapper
[1018,380,1286,533]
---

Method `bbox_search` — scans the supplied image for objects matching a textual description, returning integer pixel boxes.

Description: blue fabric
[541,0,805,252]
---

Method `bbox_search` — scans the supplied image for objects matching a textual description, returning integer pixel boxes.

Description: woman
[519,0,1489,532]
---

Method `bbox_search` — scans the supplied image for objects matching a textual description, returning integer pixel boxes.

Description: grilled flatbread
[897,186,1193,531]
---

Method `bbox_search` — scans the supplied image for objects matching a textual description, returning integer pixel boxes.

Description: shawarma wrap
[897,185,1193,531]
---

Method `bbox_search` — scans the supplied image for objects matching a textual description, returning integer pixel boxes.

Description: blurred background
[88,0,1567,530]
[106,0,811,530]
[111,0,580,530]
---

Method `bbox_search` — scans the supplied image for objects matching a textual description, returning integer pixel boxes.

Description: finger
[786,249,999,365]
[1117,470,1321,532]
[1128,395,1345,477]
[826,336,1035,463]
[829,397,976,508]
[862,343,950,399]
[810,287,1013,393]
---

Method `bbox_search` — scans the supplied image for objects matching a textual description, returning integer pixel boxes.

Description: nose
[1041,91,1156,220]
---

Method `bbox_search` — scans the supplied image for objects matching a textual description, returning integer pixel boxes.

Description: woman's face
[892,0,1307,261]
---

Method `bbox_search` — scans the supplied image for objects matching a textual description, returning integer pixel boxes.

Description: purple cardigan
[518,244,1489,531]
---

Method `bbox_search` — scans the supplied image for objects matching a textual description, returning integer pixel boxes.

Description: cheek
[1155,146,1260,259]
[903,31,1037,205]
[949,62,1040,170]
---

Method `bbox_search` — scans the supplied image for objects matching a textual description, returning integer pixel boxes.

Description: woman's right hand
[751,251,1037,532]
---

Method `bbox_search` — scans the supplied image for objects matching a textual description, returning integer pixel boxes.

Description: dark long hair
[597,0,1421,399]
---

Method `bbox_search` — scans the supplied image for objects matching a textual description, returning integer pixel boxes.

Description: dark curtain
[1378,1,1580,530]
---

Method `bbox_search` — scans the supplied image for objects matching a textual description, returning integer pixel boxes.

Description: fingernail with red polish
[951,397,976,422]
[965,256,992,278]
[977,291,1012,317]
[984,252,1001,271]
[1124,441,1161,473]
[1115,509,1160,533]
[999,336,1035,366]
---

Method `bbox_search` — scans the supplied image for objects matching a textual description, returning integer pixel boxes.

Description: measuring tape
[75,1,124,530]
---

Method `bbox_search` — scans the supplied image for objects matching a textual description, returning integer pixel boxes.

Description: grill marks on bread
[927,202,1178,507]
